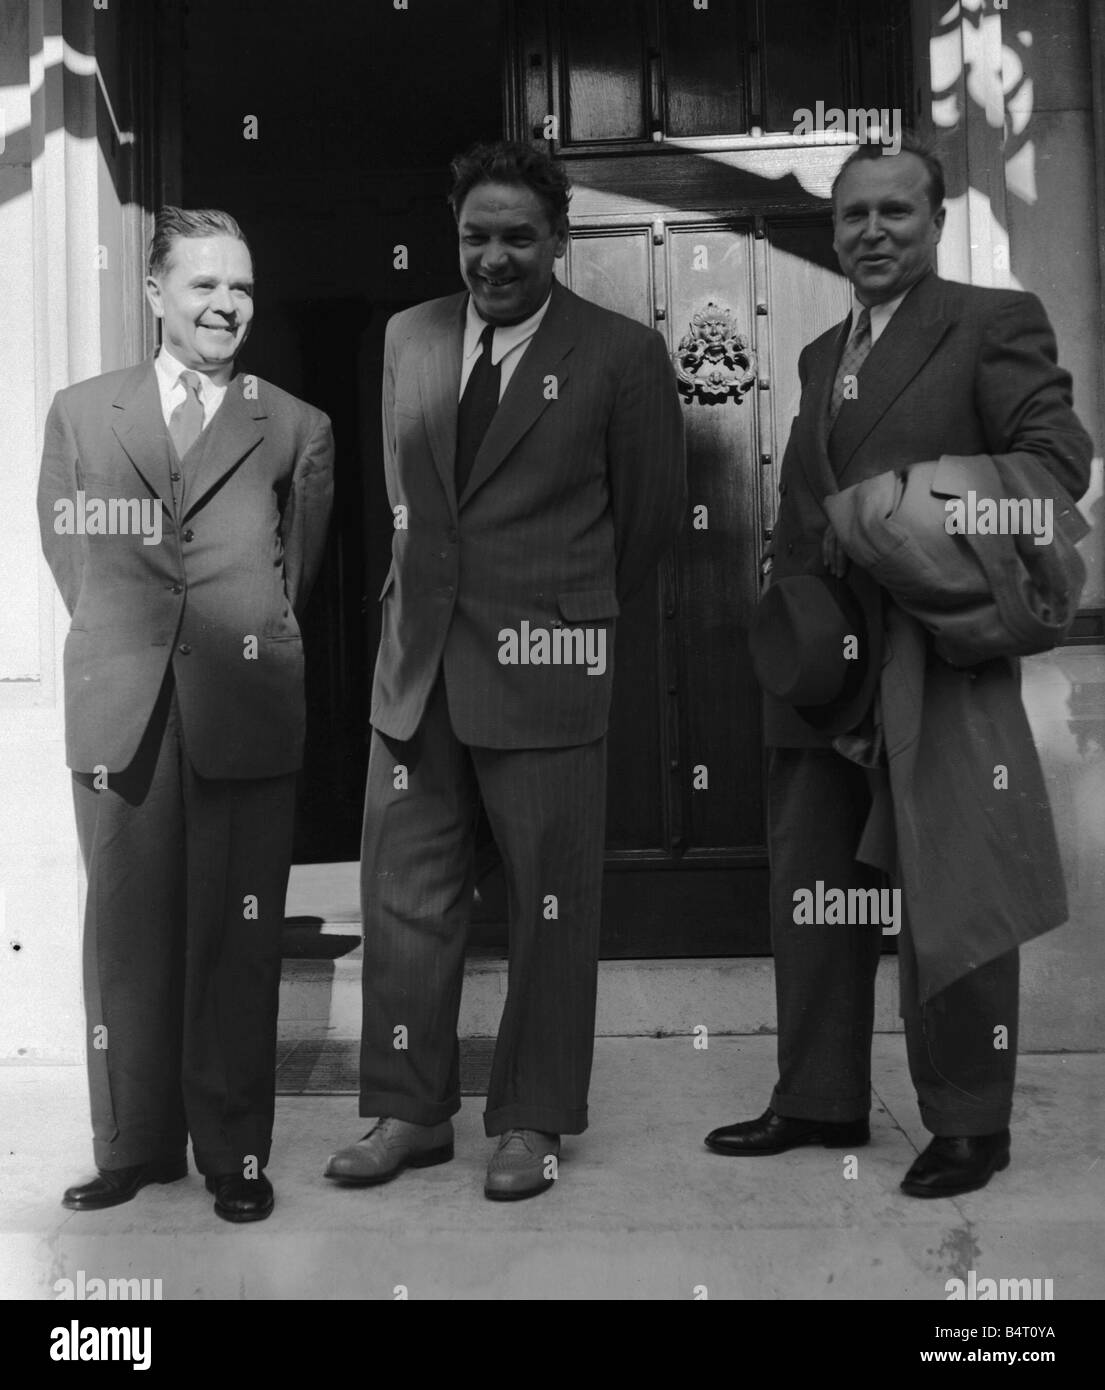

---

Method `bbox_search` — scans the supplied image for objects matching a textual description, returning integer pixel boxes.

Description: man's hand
[822,524,849,578]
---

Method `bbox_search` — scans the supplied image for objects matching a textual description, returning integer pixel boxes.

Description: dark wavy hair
[448,140,572,228]
[147,206,251,279]
[830,131,946,213]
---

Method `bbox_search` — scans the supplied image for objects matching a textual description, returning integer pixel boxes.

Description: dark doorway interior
[168,0,908,959]
[173,0,507,864]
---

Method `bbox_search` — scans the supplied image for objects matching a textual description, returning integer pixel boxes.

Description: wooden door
[505,0,909,956]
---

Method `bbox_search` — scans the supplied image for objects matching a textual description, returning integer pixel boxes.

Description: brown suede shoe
[324,1117,454,1185]
[484,1129,560,1202]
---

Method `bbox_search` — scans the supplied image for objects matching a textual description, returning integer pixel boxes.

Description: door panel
[662,0,749,137]
[564,227,655,327]
[506,0,911,956]
[665,225,762,853]
[560,0,649,144]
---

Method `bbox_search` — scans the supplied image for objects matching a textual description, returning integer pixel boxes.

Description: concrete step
[281,859,903,1041]
[278,946,903,1042]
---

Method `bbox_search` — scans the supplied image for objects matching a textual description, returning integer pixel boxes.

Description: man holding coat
[706,136,1092,1197]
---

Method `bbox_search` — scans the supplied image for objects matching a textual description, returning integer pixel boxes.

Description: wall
[0,0,135,1062]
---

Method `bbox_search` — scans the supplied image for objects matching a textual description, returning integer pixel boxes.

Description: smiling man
[705,136,1092,1198]
[325,140,685,1201]
[38,206,333,1223]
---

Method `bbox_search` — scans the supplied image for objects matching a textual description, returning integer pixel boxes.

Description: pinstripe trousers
[358,674,607,1136]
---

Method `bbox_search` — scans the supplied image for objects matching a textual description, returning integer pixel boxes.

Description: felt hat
[749,569,883,734]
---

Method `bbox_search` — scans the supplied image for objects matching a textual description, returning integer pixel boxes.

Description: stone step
[278,946,903,1041]
[280,860,904,1041]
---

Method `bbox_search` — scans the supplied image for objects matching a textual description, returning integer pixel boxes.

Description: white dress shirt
[459,292,553,401]
[154,346,229,430]
[852,286,910,346]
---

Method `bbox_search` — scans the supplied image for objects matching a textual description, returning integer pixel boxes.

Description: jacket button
[178,643,192,655]
[171,471,181,482]
[182,529,195,542]
[786,543,795,555]
[166,582,184,594]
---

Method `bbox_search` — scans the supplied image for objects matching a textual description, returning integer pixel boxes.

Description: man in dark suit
[326,141,686,1200]
[38,207,334,1222]
[705,137,1093,1196]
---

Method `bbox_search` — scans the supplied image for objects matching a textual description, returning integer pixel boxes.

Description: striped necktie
[169,370,205,459]
[827,307,872,433]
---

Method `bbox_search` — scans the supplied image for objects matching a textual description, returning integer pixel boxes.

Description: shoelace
[498,1130,533,1154]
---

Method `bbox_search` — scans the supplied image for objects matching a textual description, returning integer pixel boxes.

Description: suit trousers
[358,674,607,1136]
[766,746,1018,1136]
[72,671,297,1175]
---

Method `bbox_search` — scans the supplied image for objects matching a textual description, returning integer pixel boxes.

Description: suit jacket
[37,360,334,778]
[766,271,1094,997]
[371,279,687,747]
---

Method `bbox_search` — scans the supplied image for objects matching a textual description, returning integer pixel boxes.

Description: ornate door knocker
[674,301,757,404]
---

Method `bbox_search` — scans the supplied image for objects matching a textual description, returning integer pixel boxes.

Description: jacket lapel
[794,325,847,504]
[182,371,266,519]
[832,273,956,485]
[110,360,174,515]
[459,280,575,507]
[417,295,465,516]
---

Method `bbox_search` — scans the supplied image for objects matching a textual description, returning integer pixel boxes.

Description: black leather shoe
[900,1131,1010,1198]
[205,1172,274,1223]
[62,1158,188,1211]
[705,1107,870,1155]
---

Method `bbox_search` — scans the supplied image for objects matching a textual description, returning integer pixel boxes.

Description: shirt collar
[463,291,553,365]
[851,286,910,336]
[155,345,226,402]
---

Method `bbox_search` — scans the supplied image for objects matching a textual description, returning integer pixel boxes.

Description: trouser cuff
[918,1103,1013,1138]
[358,1091,460,1127]
[771,1085,869,1124]
[484,1102,587,1137]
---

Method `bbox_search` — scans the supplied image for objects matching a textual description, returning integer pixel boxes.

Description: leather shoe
[62,1158,188,1211]
[205,1171,274,1223]
[324,1117,454,1185]
[705,1107,870,1156]
[900,1131,1010,1198]
[484,1129,560,1201]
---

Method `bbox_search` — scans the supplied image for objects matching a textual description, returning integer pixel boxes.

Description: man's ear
[554,218,569,259]
[144,275,165,318]
[932,206,947,243]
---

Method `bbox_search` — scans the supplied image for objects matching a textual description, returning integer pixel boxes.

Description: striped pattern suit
[360,279,686,1135]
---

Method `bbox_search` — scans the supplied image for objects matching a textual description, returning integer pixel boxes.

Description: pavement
[1,1037,1101,1300]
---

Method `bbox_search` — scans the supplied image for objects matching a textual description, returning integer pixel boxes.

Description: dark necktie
[455,323,501,498]
[827,307,872,433]
[169,369,205,459]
